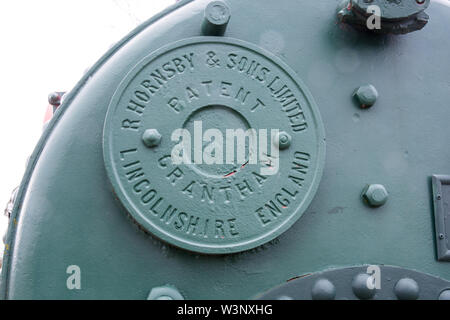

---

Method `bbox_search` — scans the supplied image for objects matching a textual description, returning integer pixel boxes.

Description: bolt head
[353,84,378,109]
[205,1,230,26]
[148,286,184,300]
[312,278,336,300]
[362,184,388,207]
[439,289,450,300]
[142,129,162,148]
[352,273,376,300]
[202,1,230,36]
[276,131,292,150]
[394,278,419,300]
[48,92,61,106]
[277,295,293,300]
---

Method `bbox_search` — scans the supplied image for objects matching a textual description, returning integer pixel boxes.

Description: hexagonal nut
[142,129,162,148]
[147,285,184,300]
[353,84,378,109]
[362,184,388,207]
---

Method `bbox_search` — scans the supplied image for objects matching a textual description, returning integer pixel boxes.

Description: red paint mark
[43,104,53,124]
[223,171,237,178]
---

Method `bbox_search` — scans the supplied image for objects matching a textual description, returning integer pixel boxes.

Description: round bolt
[416,0,426,4]
[142,129,162,148]
[362,184,388,208]
[311,278,336,300]
[394,278,419,300]
[202,1,230,36]
[438,289,450,300]
[352,273,376,300]
[353,84,378,109]
[48,92,62,107]
[276,131,292,150]
[439,233,445,240]
[148,285,184,300]
[437,195,442,200]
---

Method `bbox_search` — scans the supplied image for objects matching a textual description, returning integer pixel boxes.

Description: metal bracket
[432,175,450,261]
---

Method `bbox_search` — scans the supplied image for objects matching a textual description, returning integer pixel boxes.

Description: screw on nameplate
[142,129,162,148]
[275,131,292,150]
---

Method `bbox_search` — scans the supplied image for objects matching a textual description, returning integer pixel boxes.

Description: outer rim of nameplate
[103,37,326,254]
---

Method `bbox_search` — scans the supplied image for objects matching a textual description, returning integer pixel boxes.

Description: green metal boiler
[2,0,450,300]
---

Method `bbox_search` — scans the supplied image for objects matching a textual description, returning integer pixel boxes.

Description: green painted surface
[1,0,450,299]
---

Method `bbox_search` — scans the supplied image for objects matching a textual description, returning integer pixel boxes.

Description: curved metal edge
[0,0,194,300]
[254,265,450,300]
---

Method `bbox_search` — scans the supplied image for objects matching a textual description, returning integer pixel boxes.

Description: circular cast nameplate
[103,37,325,254]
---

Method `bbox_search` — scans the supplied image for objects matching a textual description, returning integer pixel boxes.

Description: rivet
[439,233,445,240]
[362,184,388,208]
[352,273,376,300]
[276,131,292,150]
[148,286,184,300]
[311,278,336,300]
[202,1,231,36]
[353,84,378,109]
[394,278,419,300]
[142,129,162,148]
[437,195,442,200]
[438,289,450,300]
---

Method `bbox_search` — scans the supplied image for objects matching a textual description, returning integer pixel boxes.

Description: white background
[0,0,172,251]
